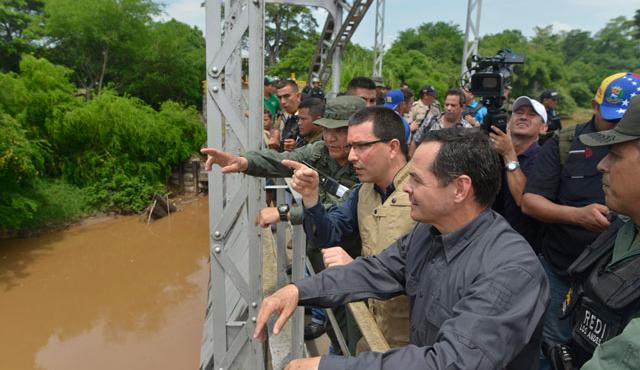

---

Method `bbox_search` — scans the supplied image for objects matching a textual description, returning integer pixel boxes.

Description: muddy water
[0,196,210,370]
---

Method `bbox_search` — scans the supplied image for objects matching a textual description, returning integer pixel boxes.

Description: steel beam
[372,0,384,78]
[461,0,482,85]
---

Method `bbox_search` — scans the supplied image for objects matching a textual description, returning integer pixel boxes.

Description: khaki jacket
[357,163,415,347]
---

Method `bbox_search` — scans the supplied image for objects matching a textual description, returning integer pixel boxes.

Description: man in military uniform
[522,72,640,370]
[202,96,365,349]
[408,84,441,134]
[303,77,326,101]
[274,107,416,351]
[541,89,562,133]
[549,95,640,368]
[275,79,302,152]
[201,96,364,264]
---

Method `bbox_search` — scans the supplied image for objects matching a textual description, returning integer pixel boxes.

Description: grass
[563,108,593,128]
[13,179,95,236]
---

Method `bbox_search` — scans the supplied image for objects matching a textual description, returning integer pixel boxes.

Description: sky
[159,0,636,49]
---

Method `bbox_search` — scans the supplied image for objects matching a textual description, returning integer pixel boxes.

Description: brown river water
[0,196,210,370]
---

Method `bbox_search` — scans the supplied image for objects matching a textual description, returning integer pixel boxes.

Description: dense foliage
[270,16,640,115]
[1,53,204,234]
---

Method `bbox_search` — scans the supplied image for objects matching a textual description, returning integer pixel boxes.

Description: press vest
[565,218,640,365]
[356,163,416,347]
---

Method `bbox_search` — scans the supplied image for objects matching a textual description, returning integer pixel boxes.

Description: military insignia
[585,147,593,158]
[606,86,624,104]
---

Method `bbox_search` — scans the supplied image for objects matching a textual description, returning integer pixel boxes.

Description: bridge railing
[262,178,389,368]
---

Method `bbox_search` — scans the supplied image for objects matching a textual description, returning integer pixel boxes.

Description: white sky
[159,0,636,48]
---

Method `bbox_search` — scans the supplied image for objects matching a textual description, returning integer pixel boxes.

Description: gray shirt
[295,209,549,370]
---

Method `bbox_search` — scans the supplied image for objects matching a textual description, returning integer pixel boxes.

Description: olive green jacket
[243,140,358,225]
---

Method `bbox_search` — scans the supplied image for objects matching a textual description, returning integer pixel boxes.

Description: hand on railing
[253,284,299,342]
[322,246,354,268]
[255,207,281,227]
[284,357,321,369]
[281,160,319,209]
[200,147,249,173]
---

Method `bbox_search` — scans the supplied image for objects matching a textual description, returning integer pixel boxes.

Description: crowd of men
[203,71,640,370]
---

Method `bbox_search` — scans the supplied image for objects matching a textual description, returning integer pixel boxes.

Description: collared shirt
[295,209,549,370]
[494,141,542,251]
[608,221,640,269]
[412,114,472,144]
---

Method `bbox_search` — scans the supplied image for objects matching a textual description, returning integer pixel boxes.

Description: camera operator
[490,96,548,252]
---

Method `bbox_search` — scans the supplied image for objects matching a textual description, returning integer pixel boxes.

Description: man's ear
[453,175,473,203]
[388,138,402,158]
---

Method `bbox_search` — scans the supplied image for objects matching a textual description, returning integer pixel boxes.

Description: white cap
[512,96,548,123]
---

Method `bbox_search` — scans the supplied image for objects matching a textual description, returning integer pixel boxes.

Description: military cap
[314,95,365,129]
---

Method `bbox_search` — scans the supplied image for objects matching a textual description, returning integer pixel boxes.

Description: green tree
[265,4,317,67]
[383,22,463,93]
[0,0,44,72]
[122,19,205,109]
[43,0,159,97]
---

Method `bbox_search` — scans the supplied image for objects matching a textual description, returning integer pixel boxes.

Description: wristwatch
[505,160,520,172]
[277,204,290,222]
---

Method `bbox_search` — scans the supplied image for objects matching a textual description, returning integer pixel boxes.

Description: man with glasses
[280,107,415,350]
[521,72,640,370]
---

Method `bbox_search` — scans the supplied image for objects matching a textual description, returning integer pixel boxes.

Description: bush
[46,91,205,212]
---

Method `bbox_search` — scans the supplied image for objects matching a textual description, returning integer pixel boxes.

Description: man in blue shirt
[490,96,548,252]
[463,85,488,127]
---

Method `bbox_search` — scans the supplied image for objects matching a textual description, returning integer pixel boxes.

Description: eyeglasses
[343,139,390,152]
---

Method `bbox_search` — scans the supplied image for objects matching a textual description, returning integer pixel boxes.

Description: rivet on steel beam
[251,302,258,308]
[253,0,259,4]
[251,316,257,323]
[211,66,218,74]
[214,231,221,238]
[214,247,222,254]
[212,85,219,93]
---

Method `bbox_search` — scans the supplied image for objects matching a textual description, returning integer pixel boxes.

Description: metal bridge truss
[372,0,384,78]
[200,0,265,369]
[307,0,373,96]
[461,0,483,84]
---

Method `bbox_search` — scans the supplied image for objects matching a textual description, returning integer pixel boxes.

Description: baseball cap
[512,96,548,123]
[420,85,437,97]
[540,89,560,101]
[264,76,273,85]
[314,95,365,129]
[372,76,385,88]
[383,89,405,110]
[579,95,640,147]
[594,72,640,121]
